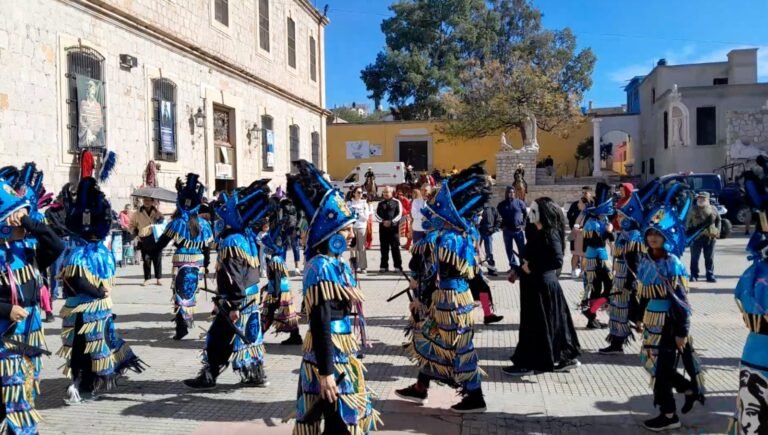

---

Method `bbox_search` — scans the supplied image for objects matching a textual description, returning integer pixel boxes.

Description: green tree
[361,0,595,132]
[441,0,595,141]
[573,136,593,177]
[360,0,489,120]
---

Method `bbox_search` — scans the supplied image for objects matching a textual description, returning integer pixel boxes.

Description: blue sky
[322,0,768,109]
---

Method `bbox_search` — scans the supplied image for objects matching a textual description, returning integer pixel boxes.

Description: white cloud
[608,44,768,84]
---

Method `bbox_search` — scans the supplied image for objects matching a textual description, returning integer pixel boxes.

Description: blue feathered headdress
[641,181,701,256]
[287,160,356,249]
[618,179,662,227]
[63,177,113,241]
[215,179,273,231]
[176,173,205,215]
[585,181,615,217]
[742,166,768,258]
[425,161,491,232]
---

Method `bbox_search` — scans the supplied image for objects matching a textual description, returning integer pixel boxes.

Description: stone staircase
[535,168,555,185]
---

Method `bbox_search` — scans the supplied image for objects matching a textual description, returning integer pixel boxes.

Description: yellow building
[326,120,594,180]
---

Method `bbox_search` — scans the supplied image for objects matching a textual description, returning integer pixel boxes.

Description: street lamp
[194,108,206,129]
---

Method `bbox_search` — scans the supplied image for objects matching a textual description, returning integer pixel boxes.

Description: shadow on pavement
[120,395,295,421]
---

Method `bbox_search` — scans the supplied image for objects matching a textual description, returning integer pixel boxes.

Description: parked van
[331,162,406,192]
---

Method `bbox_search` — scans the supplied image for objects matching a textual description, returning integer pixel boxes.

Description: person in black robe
[503,197,581,376]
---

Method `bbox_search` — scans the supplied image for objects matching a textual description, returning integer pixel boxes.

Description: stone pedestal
[495,148,538,186]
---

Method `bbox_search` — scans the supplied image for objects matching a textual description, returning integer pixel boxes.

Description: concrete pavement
[35,232,750,434]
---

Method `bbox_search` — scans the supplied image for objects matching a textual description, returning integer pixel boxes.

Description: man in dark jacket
[567,186,593,229]
[279,198,302,274]
[375,186,403,272]
[497,186,527,270]
[478,203,501,276]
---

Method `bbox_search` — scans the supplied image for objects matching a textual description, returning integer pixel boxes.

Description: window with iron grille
[214,0,229,26]
[261,115,274,171]
[290,124,300,164]
[311,131,320,166]
[259,0,270,52]
[649,158,655,175]
[663,111,669,149]
[66,47,105,153]
[287,17,296,68]
[309,36,317,81]
[151,78,177,161]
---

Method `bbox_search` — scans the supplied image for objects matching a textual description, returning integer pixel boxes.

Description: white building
[593,48,768,180]
[0,0,329,205]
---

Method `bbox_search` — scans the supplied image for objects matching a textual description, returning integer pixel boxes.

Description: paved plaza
[35,232,751,434]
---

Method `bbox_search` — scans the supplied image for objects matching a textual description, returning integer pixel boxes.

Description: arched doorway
[600,130,633,175]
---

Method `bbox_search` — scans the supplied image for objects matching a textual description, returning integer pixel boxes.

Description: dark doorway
[398,140,428,171]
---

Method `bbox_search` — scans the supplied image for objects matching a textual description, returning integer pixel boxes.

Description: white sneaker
[574,268,582,278]
[571,270,577,279]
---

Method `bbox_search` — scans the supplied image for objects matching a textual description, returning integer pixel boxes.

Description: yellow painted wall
[327,120,592,180]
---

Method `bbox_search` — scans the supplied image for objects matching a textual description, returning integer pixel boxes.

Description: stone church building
[0,0,329,205]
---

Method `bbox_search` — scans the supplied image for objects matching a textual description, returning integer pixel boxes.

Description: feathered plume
[99,151,117,182]
[445,161,492,219]
[287,159,332,220]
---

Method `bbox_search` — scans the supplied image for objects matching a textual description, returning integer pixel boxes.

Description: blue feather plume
[99,151,117,182]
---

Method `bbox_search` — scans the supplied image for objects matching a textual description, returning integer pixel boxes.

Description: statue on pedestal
[522,113,539,150]
[500,132,514,151]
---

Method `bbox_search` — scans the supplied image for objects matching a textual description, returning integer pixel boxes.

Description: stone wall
[0,0,327,208]
[728,107,768,148]
[495,149,538,186]
[492,184,585,208]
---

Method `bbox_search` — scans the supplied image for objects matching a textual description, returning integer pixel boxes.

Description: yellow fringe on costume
[736,299,768,333]
[637,276,688,299]
[269,261,288,275]
[438,247,475,279]
[58,297,113,318]
[0,264,35,286]
[218,246,259,268]
[303,283,363,313]
[59,265,115,290]
[172,253,205,265]
[293,352,382,435]
[163,228,212,250]
[302,332,360,356]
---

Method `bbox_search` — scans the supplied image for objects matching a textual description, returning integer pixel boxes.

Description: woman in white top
[346,187,371,273]
[410,184,430,244]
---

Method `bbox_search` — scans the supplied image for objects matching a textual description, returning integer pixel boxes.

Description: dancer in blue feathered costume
[184,179,273,389]
[600,184,648,354]
[580,182,615,329]
[0,164,63,434]
[259,204,302,345]
[729,165,768,434]
[58,177,145,405]
[151,173,213,340]
[635,181,706,431]
[287,160,380,435]
[397,162,492,414]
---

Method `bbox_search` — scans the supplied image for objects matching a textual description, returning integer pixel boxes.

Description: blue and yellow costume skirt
[172,250,205,329]
[640,299,704,392]
[607,258,633,340]
[261,259,299,334]
[294,316,380,435]
[404,278,484,392]
[0,307,44,435]
[58,295,145,389]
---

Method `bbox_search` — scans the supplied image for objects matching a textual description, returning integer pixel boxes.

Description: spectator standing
[397,189,413,250]
[375,186,403,272]
[478,202,501,276]
[279,197,303,275]
[410,184,430,244]
[544,155,554,175]
[118,204,134,242]
[686,192,721,282]
[347,187,371,273]
[569,198,590,278]
[129,197,165,286]
[497,186,527,271]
